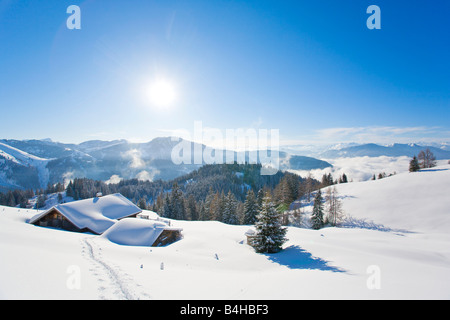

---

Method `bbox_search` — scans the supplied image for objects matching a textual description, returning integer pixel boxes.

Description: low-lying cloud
[288,156,411,182]
[122,149,146,169]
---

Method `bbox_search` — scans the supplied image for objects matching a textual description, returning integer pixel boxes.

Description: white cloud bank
[283,126,450,146]
[288,156,412,182]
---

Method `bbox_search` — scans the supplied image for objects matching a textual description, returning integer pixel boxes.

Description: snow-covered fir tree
[171,182,186,220]
[137,197,147,210]
[251,195,287,253]
[311,189,324,230]
[243,189,258,225]
[222,191,238,225]
[161,193,172,219]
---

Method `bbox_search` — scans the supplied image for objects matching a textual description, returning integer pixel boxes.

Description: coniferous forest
[0,163,333,226]
[2,149,435,225]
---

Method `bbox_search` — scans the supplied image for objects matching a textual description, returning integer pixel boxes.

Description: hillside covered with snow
[0,164,449,299]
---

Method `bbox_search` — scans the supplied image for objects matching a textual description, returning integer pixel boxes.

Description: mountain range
[2,137,448,193]
[0,137,331,192]
[281,142,450,159]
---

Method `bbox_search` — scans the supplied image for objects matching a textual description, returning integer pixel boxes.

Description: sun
[148,79,176,108]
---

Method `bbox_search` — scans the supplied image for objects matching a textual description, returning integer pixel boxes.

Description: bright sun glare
[148,79,176,108]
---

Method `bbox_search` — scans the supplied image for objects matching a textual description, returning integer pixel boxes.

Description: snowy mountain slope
[118,165,450,299]
[0,142,50,190]
[0,164,449,299]
[1,208,449,299]
[0,142,51,164]
[333,164,450,234]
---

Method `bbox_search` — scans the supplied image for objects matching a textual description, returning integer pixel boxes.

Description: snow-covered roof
[102,218,182,247]
[29,193,142,234]
[245,229,256,236]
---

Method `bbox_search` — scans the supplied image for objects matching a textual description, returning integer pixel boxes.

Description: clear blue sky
[1,0,449,145]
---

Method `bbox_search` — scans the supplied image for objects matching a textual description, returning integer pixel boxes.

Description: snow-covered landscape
[1,162,449,300]
[1,0,449,305]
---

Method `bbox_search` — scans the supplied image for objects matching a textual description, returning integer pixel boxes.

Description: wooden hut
[245,229,256,246]
[29,193,142,235]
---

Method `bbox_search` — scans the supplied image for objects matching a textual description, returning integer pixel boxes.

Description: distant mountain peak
[0,137,332,192]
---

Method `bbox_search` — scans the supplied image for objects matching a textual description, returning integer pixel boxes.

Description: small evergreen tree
[251,195,287,253]
[339,173,348,184]
[311,190,324,230]
[320,173,334,188]
[409,155,420,172]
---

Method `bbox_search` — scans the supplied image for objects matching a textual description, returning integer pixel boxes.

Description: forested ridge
[1,163,335,225]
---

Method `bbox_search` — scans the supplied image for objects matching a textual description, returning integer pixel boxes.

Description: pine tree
[256,188,264,210]
[320,173,334,188]
[154,193,164,213]
[409,155,420,172]
[160,193,172,218]
[35,194,47,209]
[274,174,299,207]
[198,202,207,221]
[251,195,287,253]
[311,190,324,230]
[222,191,238,225]
[202,188,215,221]
[6,191,16,207]
[213,191,225,222]
[57,192,63,203]
[66,181,74,198]
[170,182,186,220]
[243,189,258,225]
[137,197,147,210]
[327,173,334,186]
[186,194,198,221]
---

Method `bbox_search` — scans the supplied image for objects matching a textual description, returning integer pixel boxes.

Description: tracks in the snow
[82,237,142,300]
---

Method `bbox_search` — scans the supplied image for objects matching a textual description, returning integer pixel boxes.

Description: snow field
[0,164,449,299]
